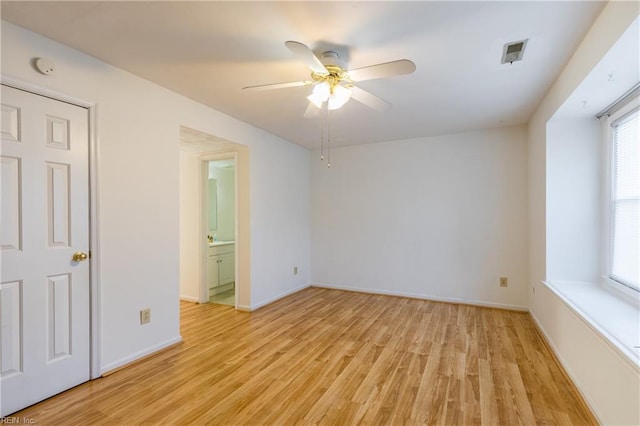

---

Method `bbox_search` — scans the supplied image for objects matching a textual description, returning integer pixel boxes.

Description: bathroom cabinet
[208,243,235,290]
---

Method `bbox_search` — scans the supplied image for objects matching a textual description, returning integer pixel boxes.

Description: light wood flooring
[14,287,596,425]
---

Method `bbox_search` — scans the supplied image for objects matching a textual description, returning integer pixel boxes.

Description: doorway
[178,126,251,311]
[206,158,236,306]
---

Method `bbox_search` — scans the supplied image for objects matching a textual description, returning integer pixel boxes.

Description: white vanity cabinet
[217,252,234,286]
[208,243,235,291]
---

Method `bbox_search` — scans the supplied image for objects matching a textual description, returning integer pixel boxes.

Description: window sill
[543,280,640,368]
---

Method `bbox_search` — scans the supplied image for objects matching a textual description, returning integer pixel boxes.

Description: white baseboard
[248,283,311,312]
[100,335,182,375]
[311,283,528,312]
[180,295,199,303]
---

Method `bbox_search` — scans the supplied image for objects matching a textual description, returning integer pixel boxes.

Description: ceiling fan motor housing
[320,51,346,69]
[311,51,350,90]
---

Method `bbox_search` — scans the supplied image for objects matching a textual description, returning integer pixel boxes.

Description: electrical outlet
[500,277,508,287]
[293,266,298,275]
[140,308,151,325]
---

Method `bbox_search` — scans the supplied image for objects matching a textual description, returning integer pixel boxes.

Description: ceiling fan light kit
[307,82,352,110]
[307,82,330,108]
[243,40,416,166]
[328,85,352,110]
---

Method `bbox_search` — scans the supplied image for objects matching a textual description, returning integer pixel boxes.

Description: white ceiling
[1,1,606,149]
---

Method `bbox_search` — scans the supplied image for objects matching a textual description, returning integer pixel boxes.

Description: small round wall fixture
[35,57,55,75]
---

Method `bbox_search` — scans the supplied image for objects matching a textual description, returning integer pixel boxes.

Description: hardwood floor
[13,287,596,425]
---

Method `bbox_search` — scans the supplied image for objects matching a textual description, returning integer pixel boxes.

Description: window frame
[602,96,640,297]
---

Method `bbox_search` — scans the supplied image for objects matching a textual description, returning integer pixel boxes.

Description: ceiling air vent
[501,39,528,64]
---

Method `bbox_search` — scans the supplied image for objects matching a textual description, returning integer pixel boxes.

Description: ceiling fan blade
[350,86,392,111]
[285,41,328,75]
[348,60,416,82]
[243,80,311,91]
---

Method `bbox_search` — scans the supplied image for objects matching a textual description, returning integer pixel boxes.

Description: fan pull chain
[320,101,325,161]
[317,101,331,168]
[327,109,331,168]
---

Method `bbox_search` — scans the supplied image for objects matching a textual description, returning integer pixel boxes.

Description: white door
[0,84,90,415]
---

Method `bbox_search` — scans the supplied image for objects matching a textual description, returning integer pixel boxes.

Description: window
[609,106,639,291]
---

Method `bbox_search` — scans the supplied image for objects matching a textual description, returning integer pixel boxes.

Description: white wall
[528,2,640,424]
[1,21,311,372]
[249,136,312,308]
[546,118,600,282]
[311,126,529,310]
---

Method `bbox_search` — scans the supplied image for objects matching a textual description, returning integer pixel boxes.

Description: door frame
[199,152,238,308]
[1,76,101,379]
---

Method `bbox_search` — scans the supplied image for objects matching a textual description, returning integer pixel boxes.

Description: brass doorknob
[72,251,88,262]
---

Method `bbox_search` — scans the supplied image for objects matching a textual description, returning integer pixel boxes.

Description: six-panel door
[0,85,90,416]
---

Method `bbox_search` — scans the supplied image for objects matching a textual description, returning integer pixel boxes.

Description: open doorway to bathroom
[179,126,251,311]
[206,159,236,306]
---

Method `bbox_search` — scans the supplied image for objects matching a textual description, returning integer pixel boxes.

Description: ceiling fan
[243,41,416,115]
